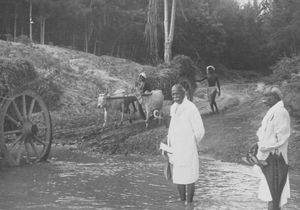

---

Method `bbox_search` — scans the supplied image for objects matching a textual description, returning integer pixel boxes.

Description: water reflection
[0,153,299,210]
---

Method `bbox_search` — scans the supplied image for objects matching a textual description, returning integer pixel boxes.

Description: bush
[282,80,300,118]
[4,34,13,41]
[271,56,300,81]
[15,35,32,46]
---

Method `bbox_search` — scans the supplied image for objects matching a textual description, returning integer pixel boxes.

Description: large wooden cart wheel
[0,90,52,166]
[179,77,194,101]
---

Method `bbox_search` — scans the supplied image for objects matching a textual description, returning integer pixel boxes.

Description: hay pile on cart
[0,57,54,166]
[141,55,199,101]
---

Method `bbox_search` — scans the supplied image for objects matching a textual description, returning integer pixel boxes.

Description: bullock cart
[0,59,52,166]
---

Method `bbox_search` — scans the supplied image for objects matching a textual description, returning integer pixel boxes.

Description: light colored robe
[167,97,205,184]
[254,100,291,207]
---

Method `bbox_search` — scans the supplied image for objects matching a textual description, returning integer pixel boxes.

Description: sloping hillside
[0,40,145,130]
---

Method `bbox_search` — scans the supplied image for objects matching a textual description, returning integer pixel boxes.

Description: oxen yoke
[97,89,137,129]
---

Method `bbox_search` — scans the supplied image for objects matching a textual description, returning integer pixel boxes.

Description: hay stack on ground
[142,55,199,100]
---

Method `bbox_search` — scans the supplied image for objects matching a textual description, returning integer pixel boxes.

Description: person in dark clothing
[198,65,221,114]
[136,72,151,120]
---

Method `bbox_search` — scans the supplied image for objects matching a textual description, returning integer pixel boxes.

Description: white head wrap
[139,72,146,79]
[270,86,283,99]
[206,65,215,74]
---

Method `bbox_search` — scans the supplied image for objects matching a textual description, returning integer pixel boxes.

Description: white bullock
[97,90,136,129]
[136,90,164,128]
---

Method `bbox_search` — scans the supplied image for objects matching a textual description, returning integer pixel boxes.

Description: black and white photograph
[0,0,300,209]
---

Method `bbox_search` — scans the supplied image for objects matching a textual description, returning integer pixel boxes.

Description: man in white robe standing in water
[254,86,291,210]
[167,84,205,205]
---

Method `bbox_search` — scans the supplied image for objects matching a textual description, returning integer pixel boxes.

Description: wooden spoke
[16,142,23,164]
[25,142,30,162]
[28,98,36,118]
[33,135,46,155]
[8,135,24,152]
[28,139,39,157]
[5,114,21,127]
[22,95,27,119]
[12,100,23,121]
[0,90,52,166]
[33,135,46,147]
[4,129,22,136]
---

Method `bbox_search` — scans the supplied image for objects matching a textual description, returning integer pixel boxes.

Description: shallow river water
[0,149,299,210]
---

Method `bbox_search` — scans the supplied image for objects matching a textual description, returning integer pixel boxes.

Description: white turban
[139,72,146,79]
[206,65,215,74]
[270,86,283,99]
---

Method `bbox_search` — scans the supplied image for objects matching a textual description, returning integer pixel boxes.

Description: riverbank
[74,82,300,173]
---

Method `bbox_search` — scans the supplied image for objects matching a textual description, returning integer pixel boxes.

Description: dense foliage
[0,0,299,72]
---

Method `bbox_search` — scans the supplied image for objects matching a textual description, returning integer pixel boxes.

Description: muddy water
[0,148,299,210]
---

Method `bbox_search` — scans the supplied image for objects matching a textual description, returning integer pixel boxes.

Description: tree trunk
[145,0,159,64]
[93,40,99,55]
[29,0,33,41]
[84,31,89,52]
[164,0,177,64]
[164,0,170,64]
[84,21,94,53]
[72,34,76,49]
[14,3,17,41]
[43,19,45,44]
[40,17,45,44]
[3,2,11,36]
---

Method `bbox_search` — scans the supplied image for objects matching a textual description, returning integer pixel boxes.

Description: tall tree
[29,0,33,41]
[263,0,300,57]
[145,0,159,64]
[164,0,177,64]
[12,0,21,40]
[33,0,56,44]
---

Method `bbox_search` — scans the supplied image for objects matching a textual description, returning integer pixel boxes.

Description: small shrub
[15,35,32,46]
[271,56,300,81]
[5,34,13,41]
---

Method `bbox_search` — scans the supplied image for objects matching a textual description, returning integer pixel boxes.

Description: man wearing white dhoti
[167,84,205,204]
[197,65,221,114]
[254,87,291,210]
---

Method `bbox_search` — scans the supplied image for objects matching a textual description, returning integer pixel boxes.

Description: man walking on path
[254,87,291,210]
[167,84,205,205]
[198,65,221,114]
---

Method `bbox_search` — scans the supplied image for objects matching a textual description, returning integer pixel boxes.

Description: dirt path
[53,83,257,156]
[51,82,300,171]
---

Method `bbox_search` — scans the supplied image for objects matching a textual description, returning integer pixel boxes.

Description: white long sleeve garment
[254,100,291,207]
[167,97,205,184]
